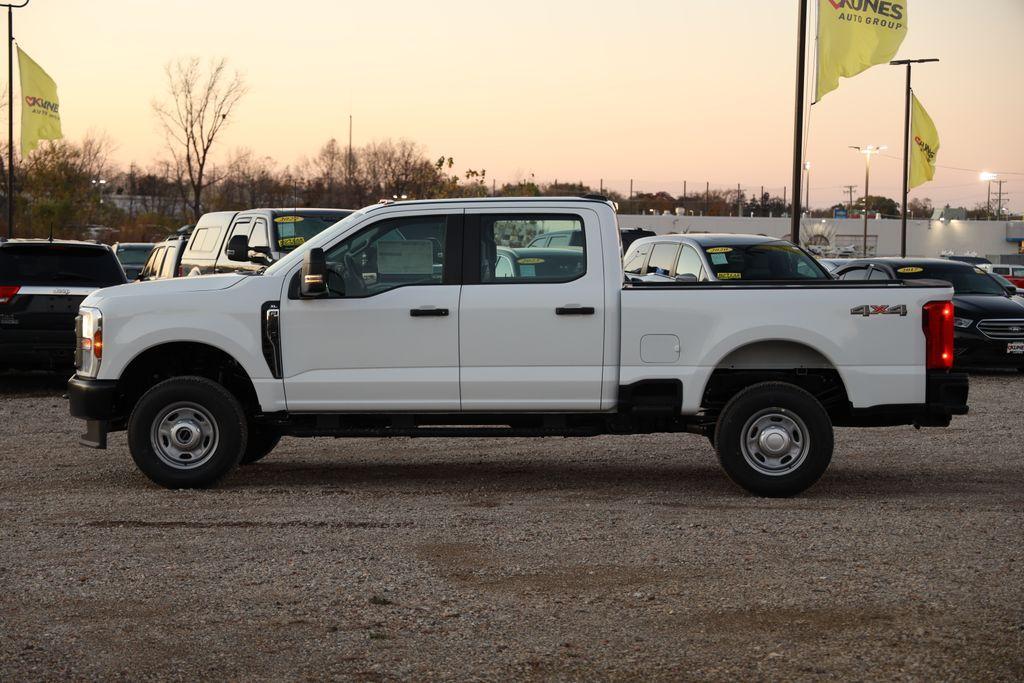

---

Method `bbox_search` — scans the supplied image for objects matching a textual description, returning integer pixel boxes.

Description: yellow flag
[815,0,908,102]
[18,46,62,156]
[908,93,938,189]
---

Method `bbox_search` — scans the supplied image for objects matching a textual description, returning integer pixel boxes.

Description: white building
[616,214,1024,263]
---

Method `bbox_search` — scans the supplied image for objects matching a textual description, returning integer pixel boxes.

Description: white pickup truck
[68,197,968,496]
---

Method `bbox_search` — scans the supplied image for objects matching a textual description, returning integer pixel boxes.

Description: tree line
[0,57,958,243]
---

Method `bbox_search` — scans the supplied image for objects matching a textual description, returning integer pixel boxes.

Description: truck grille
[977,319,1024,340]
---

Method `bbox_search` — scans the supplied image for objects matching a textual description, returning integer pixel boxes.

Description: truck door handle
[410,307,449,317]
[555,306,595,316]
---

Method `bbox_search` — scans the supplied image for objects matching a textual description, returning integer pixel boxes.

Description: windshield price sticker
[517,258,545,265]
[897,266,924,274]
[274,216,304,223]
[277,236,305,248]
[706,247,733,254]
[717,272,741,280]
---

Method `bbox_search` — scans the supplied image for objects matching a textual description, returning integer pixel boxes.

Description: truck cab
[68,198,968,497]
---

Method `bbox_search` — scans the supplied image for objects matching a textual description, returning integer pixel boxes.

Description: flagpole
[2,1,27,239]
[890,58,938,258]
[789,0,809,243]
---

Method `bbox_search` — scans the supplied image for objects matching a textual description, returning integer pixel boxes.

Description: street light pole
[890,58,939,257]
[851,145,886,256]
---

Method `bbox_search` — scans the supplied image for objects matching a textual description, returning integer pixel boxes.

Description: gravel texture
[0,372,1022,681]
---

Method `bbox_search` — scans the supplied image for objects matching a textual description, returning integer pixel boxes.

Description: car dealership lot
[1,373,1021,681]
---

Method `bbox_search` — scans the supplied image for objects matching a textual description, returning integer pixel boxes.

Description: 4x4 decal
[850,304,908,317]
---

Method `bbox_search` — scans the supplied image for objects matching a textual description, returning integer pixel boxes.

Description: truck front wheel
[714,382,833,497]
[127,376,248,488]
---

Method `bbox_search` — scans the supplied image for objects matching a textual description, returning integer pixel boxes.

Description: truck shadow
[227,458,1019,501]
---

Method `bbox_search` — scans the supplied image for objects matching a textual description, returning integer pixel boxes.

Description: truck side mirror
[674,273,697,283]
[249,246,274,266]
[1006,285,1017,297]
[300,248,328,298]
[225,234,249,262]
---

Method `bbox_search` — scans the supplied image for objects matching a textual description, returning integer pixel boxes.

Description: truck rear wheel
[714,382,833,497]
[127,376,248,488]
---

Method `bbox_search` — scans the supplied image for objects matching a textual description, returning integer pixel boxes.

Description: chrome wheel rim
[150,401,219,470]
[740,408,809,477]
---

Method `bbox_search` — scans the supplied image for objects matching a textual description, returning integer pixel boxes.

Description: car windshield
[0,245,126,286]
[115,244,153,266]
[272,215,348,252]
[897,265,1007,296]
[699,242,829,280]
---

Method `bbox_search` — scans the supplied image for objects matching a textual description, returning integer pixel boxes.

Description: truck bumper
[838,371,969,428]
[68,376,120,449]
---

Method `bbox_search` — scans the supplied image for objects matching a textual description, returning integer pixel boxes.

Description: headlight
[953,317,972,329]
[76,307,103,377]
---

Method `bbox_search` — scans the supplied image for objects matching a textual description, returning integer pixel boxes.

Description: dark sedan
[835,258,1024,371]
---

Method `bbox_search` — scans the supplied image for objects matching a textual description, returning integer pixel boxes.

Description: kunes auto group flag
[18,46,62,156]
[908,93,939,189]
[815,0,908,102]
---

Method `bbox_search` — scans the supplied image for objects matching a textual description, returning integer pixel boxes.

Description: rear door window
[249,218,269,250]
[840,268,868,280]
[478,215,585,283]
[0,245,125,286]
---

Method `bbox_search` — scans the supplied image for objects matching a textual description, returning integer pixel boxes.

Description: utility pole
[993,179,1007,220]
[705,181,709,215]
[736,184,743,217]
[599,178,603,194]
[843,185,857,213]
[890,58,939,257]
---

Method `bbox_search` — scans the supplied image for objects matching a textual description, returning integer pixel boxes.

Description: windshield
[897,265,1007,296]
[264,211,365,277]
[115,244,153,266]
[272,214,350,252]
[700,242,830,280]
[0,245,126,286]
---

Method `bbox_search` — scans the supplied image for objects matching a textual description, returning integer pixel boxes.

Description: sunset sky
[13,0,1024,212]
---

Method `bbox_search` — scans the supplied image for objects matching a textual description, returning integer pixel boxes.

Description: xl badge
[850,304,908,317]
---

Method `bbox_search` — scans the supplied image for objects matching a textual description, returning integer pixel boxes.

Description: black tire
[714,381,833,497]
[239,425,281,465]
[127,376,248,488]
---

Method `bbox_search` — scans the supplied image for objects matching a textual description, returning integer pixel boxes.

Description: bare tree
[153,57,246,220]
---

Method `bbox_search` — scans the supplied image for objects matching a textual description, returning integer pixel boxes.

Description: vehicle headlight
[75,307,103,377]
[953,317,973,329]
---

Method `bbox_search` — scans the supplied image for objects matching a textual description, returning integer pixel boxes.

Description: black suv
[835,258,1024,371]
[0,239,127,370]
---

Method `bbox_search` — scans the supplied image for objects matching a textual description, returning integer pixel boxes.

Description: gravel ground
[0,372,1022,681]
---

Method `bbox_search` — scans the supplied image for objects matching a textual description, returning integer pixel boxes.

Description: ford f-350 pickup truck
[67,197,968,496]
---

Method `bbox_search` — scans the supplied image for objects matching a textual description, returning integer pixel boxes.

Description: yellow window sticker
[706,247,733,254]
[277,236,306,248]
[274,215,304,223]
[517,258,545,264]
[717,272,742,280]
[897,266,923,274]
